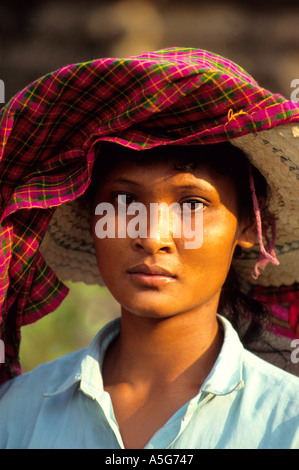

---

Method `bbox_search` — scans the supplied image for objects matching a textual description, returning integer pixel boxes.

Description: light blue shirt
[0,315,298,449]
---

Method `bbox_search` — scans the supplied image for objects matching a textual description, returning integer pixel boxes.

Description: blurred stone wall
[1,0,299,102]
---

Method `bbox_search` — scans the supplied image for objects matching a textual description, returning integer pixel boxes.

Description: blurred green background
[20,282,120,372]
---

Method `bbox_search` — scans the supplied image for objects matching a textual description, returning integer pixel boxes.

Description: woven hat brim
[231,124,299,287]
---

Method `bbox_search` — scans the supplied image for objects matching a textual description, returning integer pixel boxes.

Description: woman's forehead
[97,158,239,213]
[96,141,251,183]
[104,157,226,186]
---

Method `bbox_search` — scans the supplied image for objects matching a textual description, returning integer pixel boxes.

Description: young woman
[0,48,298,449]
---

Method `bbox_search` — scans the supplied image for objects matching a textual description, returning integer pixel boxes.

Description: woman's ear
[237,216,257,249]
[237,195,265,249]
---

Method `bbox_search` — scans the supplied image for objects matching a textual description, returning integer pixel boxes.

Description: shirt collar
[43,314,244,398]
[200,315,244,395]
[43,319,120,398]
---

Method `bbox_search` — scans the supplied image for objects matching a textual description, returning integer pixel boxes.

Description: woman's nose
[131,203,176,254]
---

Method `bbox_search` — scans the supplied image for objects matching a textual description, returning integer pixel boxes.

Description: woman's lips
[127,264,177,287]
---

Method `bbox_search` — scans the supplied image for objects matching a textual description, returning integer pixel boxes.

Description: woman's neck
[103,305,223,389]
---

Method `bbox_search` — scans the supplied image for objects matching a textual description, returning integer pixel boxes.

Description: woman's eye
[182,200,204,211]
[114,193,136,206]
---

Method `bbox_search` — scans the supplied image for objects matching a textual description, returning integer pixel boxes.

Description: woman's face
[91,158,256,320]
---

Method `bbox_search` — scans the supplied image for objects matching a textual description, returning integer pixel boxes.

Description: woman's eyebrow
[170,181,216,194]
[108,178,214,193]
[109,177,141,186]
[172,183,210,190]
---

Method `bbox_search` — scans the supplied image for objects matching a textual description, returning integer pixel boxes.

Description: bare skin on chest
[104,381,199,449]
[102,311,223,449]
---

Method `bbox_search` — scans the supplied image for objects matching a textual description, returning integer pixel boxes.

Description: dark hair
[85,140,271,347]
